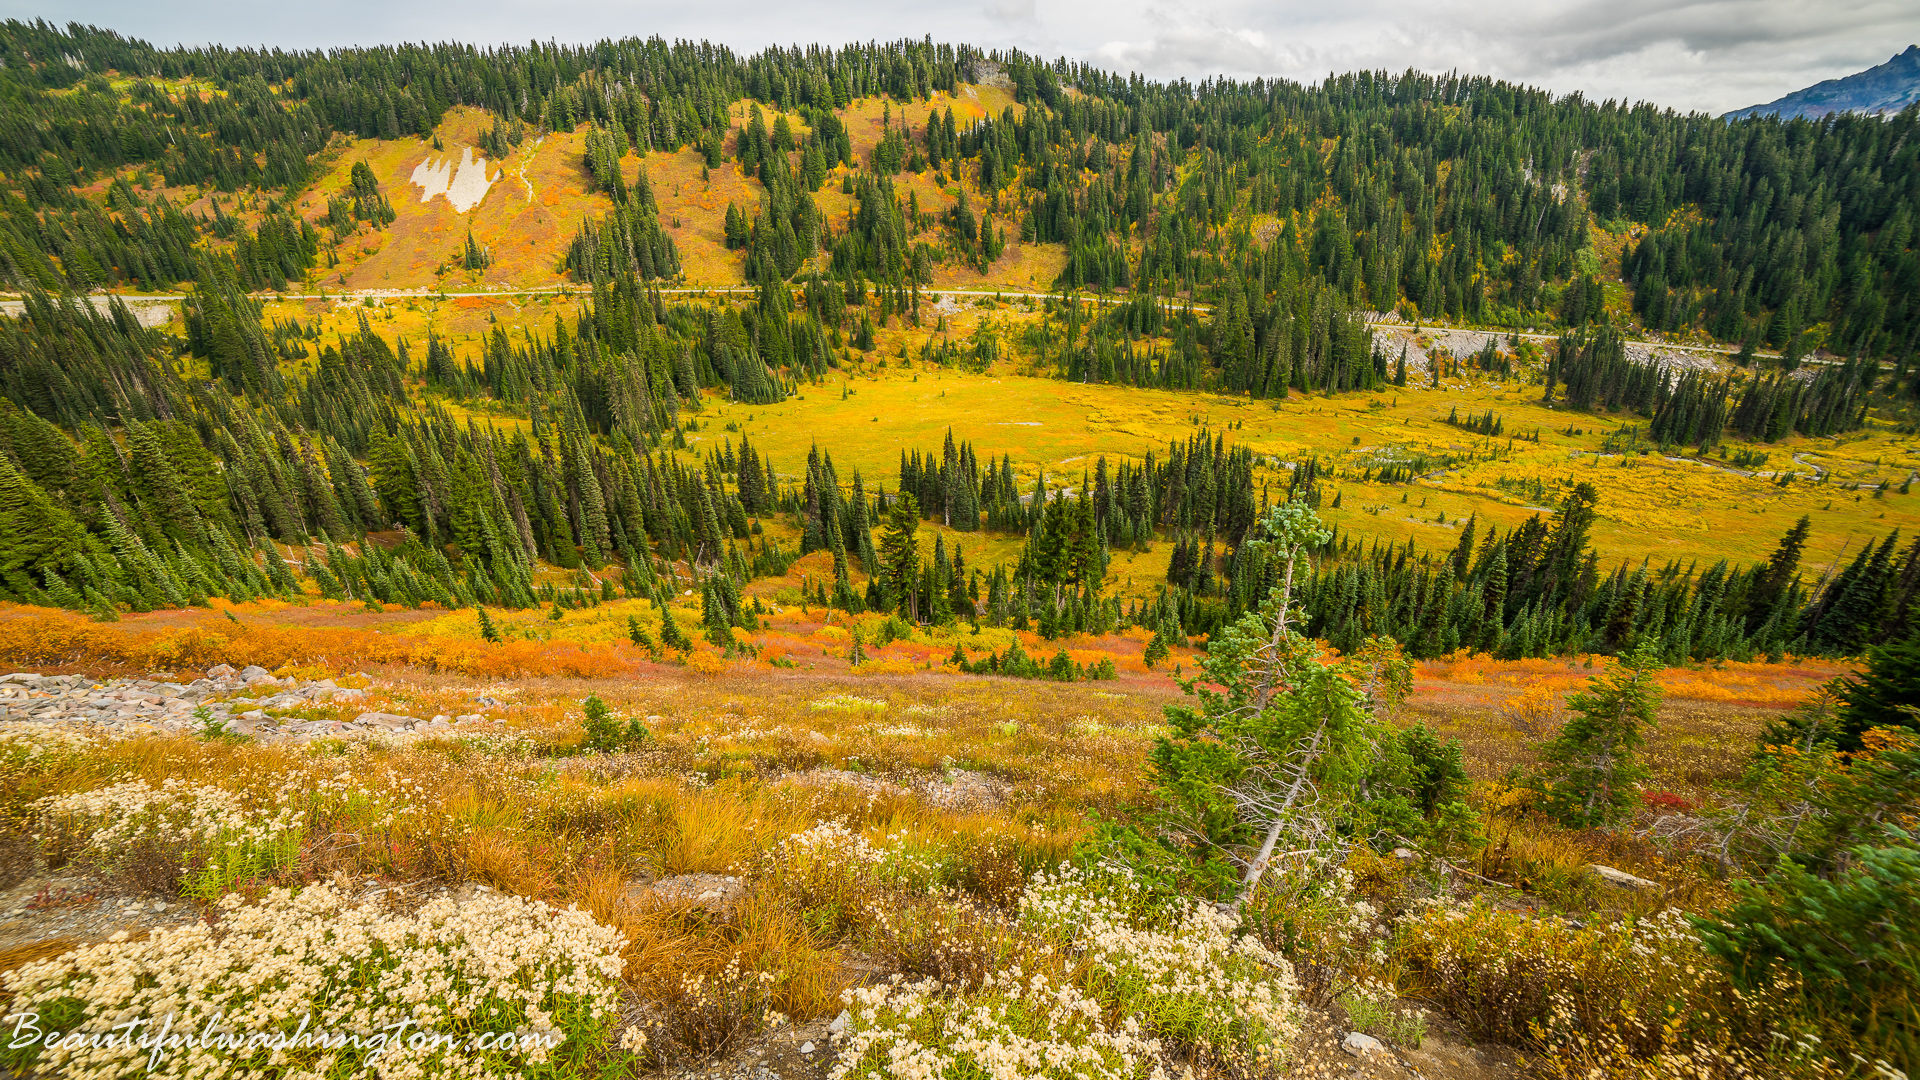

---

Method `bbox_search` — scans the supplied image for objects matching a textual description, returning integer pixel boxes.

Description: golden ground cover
[675,347,1920,577]
[259,289,590,359]
[214,280,1920,592]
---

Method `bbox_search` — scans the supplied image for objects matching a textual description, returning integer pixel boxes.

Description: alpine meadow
[1,18,1918,1080]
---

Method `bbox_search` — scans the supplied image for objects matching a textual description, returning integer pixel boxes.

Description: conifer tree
[848,473,878,572]
[1148,501,1380,905]
[1828,640,1920,751]
[627,614,657,655]
[881,491,922,621]
[1748,516,1811,633]
[1143,630,1169,669]
[1535,644,1662,827]
[1476,547,1508,654]
[656,589,692,652]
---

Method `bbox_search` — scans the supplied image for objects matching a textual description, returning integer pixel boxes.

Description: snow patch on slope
[409,147,497,213]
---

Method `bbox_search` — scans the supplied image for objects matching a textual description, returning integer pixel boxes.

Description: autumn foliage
[0,608,655,680]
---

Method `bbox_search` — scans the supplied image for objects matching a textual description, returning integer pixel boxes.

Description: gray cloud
[984,0,1038,24]
[1076,0,1918,112]
[7,0,1916,114]
[1090,6,1304,76]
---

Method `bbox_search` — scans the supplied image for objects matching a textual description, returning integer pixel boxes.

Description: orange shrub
[1500,683,1565,735]
[684,650,728,677]
[1418,652,1851,708]
[855,655,920,676]
[0,609,651,680]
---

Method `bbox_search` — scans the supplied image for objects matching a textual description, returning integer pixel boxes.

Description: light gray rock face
[0,672,506,743]
[1342,1031,1387,1057]
[624,873,745,912]
[1588,864,1661,891]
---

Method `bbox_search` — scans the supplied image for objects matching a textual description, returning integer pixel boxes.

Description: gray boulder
[1588,864,1661,891]
[1342,1031,1387,1057]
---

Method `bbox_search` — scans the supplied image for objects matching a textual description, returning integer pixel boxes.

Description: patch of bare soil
[1296,1006,1528,1080]
[0,859,201,961]
[626,873,747,912]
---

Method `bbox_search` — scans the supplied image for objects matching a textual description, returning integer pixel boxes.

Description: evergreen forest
[0,18,1915,663]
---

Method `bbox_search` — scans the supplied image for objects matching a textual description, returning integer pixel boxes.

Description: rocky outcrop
[0,668,504,743]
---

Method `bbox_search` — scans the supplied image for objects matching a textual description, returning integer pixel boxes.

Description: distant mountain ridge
[1724,45,1920,120]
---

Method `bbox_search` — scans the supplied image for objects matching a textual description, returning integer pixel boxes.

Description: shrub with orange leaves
[1419,652,1851,709]
[1858,725,1918,758]
[1499,683,1565,740]
[855,655,922,676]
[0,609,650,680]
[684,650,728,678]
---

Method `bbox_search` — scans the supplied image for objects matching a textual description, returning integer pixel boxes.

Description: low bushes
[37,777,305,899]
[1391,900,1880,1078]
[1239,862,1392,1008]
[833,975,1163,1080]
[0,884,629,1079]
[1698,836,1919,1068]
[0,610,653,680]
[1020,863,1301,1075]
[830,860,1303,1080]
[1396,902,1721,1048]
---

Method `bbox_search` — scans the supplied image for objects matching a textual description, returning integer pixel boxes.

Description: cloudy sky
[14,0,1918,116]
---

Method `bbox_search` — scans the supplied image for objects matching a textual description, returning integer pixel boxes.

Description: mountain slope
[1724,45,1920,120]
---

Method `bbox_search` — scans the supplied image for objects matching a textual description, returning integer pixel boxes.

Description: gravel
[0,667,505,743]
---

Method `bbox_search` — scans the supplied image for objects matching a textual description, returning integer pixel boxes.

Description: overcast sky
[13,0,1918,116]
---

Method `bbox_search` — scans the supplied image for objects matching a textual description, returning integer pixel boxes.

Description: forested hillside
[4,21,1917,350]
[0,18,1917,660]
